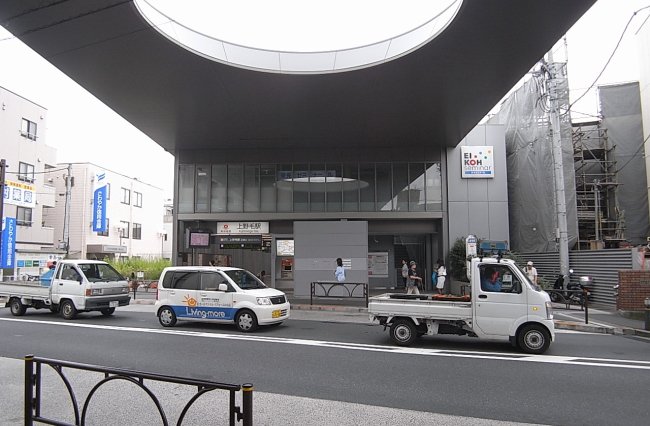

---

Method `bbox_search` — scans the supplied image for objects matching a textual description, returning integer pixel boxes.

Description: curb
[554,320,650,338]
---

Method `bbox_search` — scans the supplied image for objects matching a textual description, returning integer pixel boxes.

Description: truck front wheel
[60,300,78,320]
[390,319,417,346]
[10,298,27,316]
[517,324,550,354]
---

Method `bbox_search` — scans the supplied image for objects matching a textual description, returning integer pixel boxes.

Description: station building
[0,0,597,294]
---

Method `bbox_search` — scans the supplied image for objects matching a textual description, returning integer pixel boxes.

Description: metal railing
[310,281,369,307]
[545,288,591,324]
[24,355,253,426]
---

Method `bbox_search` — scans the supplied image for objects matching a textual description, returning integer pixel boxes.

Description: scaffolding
[572,121,625,249]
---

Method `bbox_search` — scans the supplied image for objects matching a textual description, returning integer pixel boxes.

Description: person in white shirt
[436,258,446,294]
[524,261,538,286]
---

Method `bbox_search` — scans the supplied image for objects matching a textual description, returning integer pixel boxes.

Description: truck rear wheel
[517,324,550,354]
[60,300,78,320]
[10,298,27,316]
[390,319,417,346]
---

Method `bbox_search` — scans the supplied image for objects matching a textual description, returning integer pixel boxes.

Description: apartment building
[43,163,166,260]
[0,86,61,278]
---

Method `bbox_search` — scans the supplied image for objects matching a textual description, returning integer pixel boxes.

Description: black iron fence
[24,355,253,426]
[310,281,369,307]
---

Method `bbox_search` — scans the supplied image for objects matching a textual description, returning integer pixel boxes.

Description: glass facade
[178,162,442,213]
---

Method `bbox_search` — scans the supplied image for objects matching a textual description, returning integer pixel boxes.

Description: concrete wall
[293,220,367,297]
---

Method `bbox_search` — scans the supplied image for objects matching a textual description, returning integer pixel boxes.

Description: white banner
[3,180,36,208]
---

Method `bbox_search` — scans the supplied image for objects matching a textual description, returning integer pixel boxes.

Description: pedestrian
[208,260,216,267]
[334,258,346,282]
[257,270,266,281]
[436,258,446,295]
[524,261,538,286]
[401,259,409,291]
[406,261,422,295]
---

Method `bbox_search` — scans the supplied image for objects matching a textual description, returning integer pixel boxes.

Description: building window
[134,191,142,207]
[121,188,130,204]
[106,183,111,200]
[132,223,142,239]
[119,221,129,238]
[18,162,35,183]
[21,118,37,140]
[17,207,32,226]
[97,218,110,237]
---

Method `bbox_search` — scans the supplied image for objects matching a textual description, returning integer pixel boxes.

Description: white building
[639,17,650,220]
[0,86,61,278]
[44,163,166,260]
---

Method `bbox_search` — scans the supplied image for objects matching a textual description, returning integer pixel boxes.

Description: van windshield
[78,263,125,282]
[224,269,267,290]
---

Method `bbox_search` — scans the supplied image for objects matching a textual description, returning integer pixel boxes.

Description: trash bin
[40,269,54,287]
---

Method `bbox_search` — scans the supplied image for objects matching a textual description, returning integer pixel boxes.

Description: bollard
[645,298,650,332]
[242,383,253,426]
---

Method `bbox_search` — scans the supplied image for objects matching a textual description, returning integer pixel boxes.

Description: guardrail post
[242,383,253,426]
[645,298,650,331]
[24,355,34,426]
[583,288,589,324]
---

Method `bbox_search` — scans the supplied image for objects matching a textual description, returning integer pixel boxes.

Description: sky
[1,0,649,199]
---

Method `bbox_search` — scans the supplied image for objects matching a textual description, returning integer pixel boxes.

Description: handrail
[24,355,253,426]
[310,281,369,307]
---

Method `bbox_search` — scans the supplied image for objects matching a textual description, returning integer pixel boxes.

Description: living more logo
[185,307,227,319]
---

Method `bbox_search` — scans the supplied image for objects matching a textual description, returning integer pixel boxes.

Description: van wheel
[60,300,77,320]
[158,307,177,327]
[10,298,27,316]
[517,324,550,354]
[235,310,258,332]
[390,319,417,346]
[100,307,115,316]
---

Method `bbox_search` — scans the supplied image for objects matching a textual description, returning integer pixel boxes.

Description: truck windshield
[224,269,267,290]
[78,263,125,282]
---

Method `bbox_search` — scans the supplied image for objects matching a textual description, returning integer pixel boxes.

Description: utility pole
[62,163,72,256]
[0,159,6,280]
[546,52,570,277]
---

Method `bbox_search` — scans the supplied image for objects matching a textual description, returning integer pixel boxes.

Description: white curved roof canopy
[135,0,463,74]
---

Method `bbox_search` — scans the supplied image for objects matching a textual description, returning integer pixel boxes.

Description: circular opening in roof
[136,0,463,74]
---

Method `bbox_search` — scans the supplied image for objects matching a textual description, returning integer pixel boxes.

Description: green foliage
[104,257,171,281]
[449,237,469,282]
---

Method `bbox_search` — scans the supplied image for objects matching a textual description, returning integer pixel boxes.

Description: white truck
[0,259,130,319]
[369,255,554,354]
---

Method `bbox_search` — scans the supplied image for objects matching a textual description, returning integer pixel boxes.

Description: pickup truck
[0,259,130,319]
[369,257,554,354]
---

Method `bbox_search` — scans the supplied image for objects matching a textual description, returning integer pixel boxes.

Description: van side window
[61,265,80,281]
[162,271,173,289]
[201,273,230,291]
[171,271,200,290]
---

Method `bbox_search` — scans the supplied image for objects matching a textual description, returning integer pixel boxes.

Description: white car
[155,266,290,332]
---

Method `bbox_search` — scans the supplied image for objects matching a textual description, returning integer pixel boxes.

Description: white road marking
[2,317,649,370]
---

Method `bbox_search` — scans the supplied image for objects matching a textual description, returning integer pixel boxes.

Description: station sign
[217,222,269,234]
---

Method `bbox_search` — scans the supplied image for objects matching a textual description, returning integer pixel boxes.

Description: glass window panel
[342,163,358,212]
[359,163,375,212]
[409,163,426,211]
[293,163,309,212]
[392,163,409,212]
[211,164,227,212]
[376,164,392,211]
[326,163,342,212]
[244,164,260,212]
[260,164,276,212]
[227,165,243,212]
[309,163,326,212]
[426,163,443,211]
[277,164,293,212]
[195,165,210,212]
[178,165,195,213]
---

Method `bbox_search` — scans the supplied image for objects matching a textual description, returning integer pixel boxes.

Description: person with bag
[406,261,422,295]
[436,258,447,295]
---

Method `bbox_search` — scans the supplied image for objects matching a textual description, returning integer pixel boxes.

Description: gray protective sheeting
[488,64,578,252]
[599,82,649,245]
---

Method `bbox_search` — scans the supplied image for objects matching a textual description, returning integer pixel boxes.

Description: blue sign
[92,173,108,232]
[1,217,17,268]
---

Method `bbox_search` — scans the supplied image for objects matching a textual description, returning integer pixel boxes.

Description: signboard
[92,172,108,232]
[1,217,17,268]
[218,235,262,244]
[189,230,211,248]
[367,252,389,277]
[217,222,269,234]
[3,180,36,208]
[461,146,494,178]
[276,239,294,256]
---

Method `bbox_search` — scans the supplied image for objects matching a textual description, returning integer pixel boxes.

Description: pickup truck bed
[369,293,472,321]
[0,282,50,299]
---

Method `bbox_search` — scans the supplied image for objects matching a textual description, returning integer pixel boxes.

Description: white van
[155,266,290,332]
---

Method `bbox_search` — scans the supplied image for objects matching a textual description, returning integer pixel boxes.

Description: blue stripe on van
[172,306,236,321]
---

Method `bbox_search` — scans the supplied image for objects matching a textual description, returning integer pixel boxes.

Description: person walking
[334,258,346,282]
[401,259,409,291]
[436,258,446,295]
[524,261,538,286]
[406,261,422,295]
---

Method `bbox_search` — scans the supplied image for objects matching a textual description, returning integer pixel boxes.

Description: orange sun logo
[182,295,197,307]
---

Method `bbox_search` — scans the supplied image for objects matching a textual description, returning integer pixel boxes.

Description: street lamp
[159,229,167,259]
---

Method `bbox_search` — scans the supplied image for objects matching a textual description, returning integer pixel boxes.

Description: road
[1,305,649,426]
